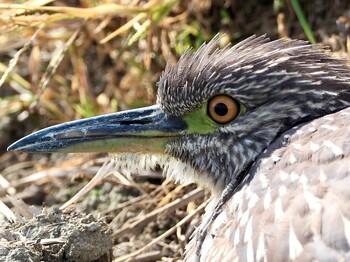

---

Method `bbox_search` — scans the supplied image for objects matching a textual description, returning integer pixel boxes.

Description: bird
[8,35,350,261]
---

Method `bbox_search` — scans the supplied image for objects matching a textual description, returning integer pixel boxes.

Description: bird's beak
[7,105,187,154]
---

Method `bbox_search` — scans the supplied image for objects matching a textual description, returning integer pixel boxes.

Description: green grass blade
[291,0,316,43]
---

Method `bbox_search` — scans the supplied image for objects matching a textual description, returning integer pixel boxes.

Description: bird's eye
[208,95,239,124]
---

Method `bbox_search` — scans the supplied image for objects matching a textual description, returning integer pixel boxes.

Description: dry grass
[0,0,349,261]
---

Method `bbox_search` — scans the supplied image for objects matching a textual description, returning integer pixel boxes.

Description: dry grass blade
[60,160,115,210]
[100,13,147,44]
[40,238,66,245]
[1,161,38,176]
[15,166,84,186]
[0,199,17,222]
[125,251,162,262]
[0,63,30,93]
[99,0,174,44]
[100,194,147,216]
[0,26,42,88]
[0,174,15,195]
[0,4,147,18]
[112,187,205,238]
[37,28,79,99]
[114,199,208,262]
[6,195,38,220]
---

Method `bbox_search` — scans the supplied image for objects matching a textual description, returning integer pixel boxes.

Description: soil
[0,207,112,261]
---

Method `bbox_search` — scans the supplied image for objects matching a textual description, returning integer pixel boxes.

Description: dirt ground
[1,0,350,261]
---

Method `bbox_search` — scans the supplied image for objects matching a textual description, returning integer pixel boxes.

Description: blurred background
[0,0,349,261]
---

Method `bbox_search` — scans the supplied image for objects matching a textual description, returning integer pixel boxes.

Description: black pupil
[214,103,228,116]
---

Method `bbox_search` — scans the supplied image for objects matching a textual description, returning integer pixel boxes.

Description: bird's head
[8,35,350,193]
